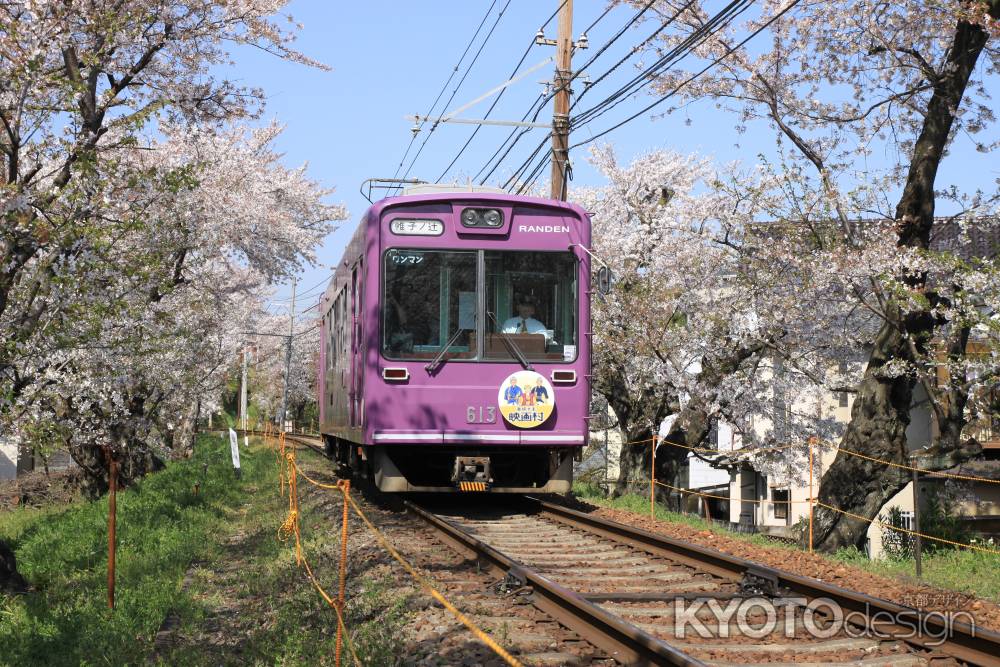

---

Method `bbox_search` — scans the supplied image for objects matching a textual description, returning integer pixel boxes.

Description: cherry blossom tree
[574,146,768,496]
[0,2,344,490]
[0,0,324,401]
[620,0,1000,549]
[238,307,322,432]
[7,123,344,492]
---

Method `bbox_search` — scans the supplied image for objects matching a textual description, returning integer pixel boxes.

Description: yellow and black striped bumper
[457,481,488,492]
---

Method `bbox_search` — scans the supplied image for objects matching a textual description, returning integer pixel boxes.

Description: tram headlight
[460,207,504,228]
[461,208,480,226]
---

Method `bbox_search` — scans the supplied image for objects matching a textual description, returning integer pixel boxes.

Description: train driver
[501,295,552,342]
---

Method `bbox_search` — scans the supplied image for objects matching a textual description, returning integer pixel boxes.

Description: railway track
[242,431,1000,666]
[407,497,1000,667]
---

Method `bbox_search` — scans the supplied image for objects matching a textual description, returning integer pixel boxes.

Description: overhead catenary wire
[389,0,500,183]
[570,0,803,148]
[401,0,514,186]
[569,0,754,131]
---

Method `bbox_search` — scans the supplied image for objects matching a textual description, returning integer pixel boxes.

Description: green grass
[833,545,1000,602]
[574,482,1000,602]
[0,435,410,666]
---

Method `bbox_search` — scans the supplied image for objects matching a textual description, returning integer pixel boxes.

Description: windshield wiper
[486,311,533,371]
[425,326,468,373]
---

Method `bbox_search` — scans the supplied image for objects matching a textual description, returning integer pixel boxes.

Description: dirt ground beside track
[0,468,80,511]
[551,495,1000,635]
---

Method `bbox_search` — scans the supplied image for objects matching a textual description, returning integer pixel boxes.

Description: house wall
[587,405,624,485]
[721,372,935,556]
[953,483,1000,517]
[865,481,916,558]
[0,435,15,480]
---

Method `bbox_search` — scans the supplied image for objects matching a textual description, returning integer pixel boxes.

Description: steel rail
[404,499,704,667]
[529,497,1000,667]
[234,430,1000,665]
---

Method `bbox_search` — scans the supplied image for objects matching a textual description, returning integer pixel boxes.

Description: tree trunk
[813,315,914,550]
[64,390,166,498]
[814,9,995,551]
[600,376,678,497]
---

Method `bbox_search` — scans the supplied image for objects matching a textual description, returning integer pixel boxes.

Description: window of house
[838,359,849,407]
[772,488,790,520]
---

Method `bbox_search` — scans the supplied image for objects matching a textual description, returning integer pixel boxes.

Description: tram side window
[382,249,477,360]
[485,251,577,362]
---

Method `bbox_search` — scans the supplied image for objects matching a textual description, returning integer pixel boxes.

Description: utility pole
[279,281,296,433]
[240,349,248,431]
[550,0,574,200]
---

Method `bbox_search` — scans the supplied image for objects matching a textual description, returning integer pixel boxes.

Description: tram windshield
[382,249,578,362]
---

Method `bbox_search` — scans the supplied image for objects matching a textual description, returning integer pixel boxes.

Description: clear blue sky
[231,1,997,313]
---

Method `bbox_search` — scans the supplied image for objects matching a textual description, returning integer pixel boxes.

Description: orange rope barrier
[814,501,1000,556]
[278,449,361,665]
[335,479,350,666]
[653,479,810,504]
[627,427,998,558]
[281,445,521,666]
[830,444,1000,485]
[341,492,524,667]
[646,432,1000,487]
[630,435,807,457]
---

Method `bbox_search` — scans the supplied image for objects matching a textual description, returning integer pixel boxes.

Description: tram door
[349,266,358,427]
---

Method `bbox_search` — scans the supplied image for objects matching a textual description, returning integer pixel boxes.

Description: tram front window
[485,251,577,362]
[382,249,477,360]
[381,249,578,362]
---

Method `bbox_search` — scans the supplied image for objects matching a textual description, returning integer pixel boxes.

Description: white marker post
[228,428,241,479]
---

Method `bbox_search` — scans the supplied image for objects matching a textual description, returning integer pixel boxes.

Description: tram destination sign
[389,218,444,236]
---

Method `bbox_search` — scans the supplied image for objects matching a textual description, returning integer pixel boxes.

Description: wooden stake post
[650,436,657,520]
[106,448,118,610]
[912,463,922,578]
[808,437,815,554]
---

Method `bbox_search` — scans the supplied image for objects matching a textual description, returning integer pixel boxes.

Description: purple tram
[317,186,592,493]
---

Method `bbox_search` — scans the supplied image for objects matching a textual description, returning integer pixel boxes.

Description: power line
[569,0,698,114]
[570,0,753,131]
[433,1,569,183]
[519,154,552,195]
[434,0,574,183]
[581,2,616,36]
[502,132,548,189]
[474,93,547,183]
[267,275,329,303]
[485,0,659,188]
[571,0,802,149]
[400,0,512,186]
[389,0,500,182]
[474,0,632,185]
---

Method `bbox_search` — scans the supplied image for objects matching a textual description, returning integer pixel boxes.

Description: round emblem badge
[497,370,555,428]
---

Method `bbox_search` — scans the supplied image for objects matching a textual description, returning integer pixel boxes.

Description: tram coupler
[453,456,491,491]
